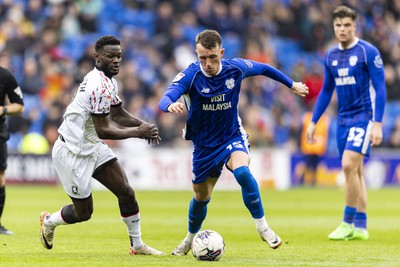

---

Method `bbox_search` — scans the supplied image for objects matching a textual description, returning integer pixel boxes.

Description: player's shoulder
[169,63,200,86]
[85,67,109,85]
[222,58,252,71]
[223,57,246,65]
[356,39,379,53]
[180,62,202,78]
[0,66,13,78]
[325,44,340,57]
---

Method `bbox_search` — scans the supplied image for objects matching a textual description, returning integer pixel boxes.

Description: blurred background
[1,0,399,189]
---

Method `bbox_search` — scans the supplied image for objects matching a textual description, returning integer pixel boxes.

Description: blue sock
[233,166,264,219]
[188,197,210,234]
[343,206,357,224]
[354,212,367,229]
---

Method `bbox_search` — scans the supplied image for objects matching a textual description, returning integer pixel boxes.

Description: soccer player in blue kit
[306,6,386,241]
[159,29,309,255]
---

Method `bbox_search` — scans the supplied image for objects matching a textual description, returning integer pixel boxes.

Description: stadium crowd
[0,0,399,154]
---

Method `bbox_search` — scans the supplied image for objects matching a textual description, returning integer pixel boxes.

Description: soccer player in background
[0,66,24,235]
[159,29,309,255]
[306,6,386,241]
[39,36,165,255]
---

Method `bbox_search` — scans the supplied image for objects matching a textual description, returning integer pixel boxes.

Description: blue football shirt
[159,58,293,147]
[312,38,386,125]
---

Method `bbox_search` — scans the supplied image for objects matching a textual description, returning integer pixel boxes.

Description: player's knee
[75,204,93,222]
[342,161,356,176]
[118,186,136,203]
[62,203,93,223]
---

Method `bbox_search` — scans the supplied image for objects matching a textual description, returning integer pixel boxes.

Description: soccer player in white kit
[39,36,164,255]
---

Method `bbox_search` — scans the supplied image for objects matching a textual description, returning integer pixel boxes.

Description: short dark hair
[195,30,222,49]
[332,5,357,21]
[95,35,121,52]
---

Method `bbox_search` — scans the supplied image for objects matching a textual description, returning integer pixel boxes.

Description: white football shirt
[58,67,122,155]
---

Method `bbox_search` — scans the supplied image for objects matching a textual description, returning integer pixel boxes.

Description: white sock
[255,216,269,232]
[185,231,197,243]
[121,213,143,249]
[45,209,67,229]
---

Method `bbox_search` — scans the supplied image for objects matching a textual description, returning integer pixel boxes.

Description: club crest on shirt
[349,56,358,66]
[332,60,338,66]
[225,78,235,89]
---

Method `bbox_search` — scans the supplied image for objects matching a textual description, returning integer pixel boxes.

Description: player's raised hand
[305,121,317,144]
[291,82,309,97]
[168,102,184,114]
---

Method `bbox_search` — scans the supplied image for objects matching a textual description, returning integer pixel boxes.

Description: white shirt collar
[200,62,223,77]
[338,37,359,50]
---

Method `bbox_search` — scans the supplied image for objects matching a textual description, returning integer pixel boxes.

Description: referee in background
[0,65,24,235]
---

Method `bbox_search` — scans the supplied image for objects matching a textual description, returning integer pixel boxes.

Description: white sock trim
[255,216,269,231]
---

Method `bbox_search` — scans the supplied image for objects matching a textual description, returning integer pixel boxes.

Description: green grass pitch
[0,185,399,267]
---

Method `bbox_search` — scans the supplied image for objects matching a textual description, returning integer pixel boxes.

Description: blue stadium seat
[222,33,242,59]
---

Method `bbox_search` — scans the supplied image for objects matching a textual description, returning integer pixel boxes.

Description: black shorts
[0,141,7,171]
[0,123,9,171]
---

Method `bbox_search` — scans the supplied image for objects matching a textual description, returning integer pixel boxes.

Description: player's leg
[349,161,369,240]
[328,150,364,240]
[343,150,364,216]
[329,122,371,240]
[191,178,218,231]
[40,138,96,249]
[40,196,94,249]
[171,177,218,256]
[93,159,164,255]
[227,150,281,249]
[172,143,223,256]
[0,142,12,235]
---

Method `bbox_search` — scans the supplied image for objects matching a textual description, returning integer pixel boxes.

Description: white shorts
[52,138,117,199]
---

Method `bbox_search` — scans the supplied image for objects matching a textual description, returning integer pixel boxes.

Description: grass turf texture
[0,186,399,267]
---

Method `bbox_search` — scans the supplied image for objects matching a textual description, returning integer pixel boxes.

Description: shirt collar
[200,62,223,77]
[338,37,359,50]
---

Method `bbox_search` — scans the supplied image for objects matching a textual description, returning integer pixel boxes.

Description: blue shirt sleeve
[311,58,335,123]
[158,88,182,112]
[158,71,192,112]
[242,59,293,88]
[367,49,386,123]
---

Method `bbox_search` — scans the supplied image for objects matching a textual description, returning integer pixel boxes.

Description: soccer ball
[192,230,225,261]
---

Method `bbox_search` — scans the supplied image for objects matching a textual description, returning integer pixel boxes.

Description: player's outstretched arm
[291,82,309,97]
[92,115,160,143]
[110,105,145,127]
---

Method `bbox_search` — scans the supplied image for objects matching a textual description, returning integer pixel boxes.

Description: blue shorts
[336,120,373,159]
[192,135,250,184]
